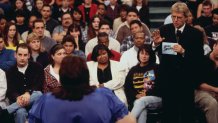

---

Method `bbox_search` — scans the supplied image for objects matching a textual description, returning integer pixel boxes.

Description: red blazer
[78,4,98,23]
[87,50,121,62]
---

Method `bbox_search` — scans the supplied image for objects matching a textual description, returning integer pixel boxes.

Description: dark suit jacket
[155,24,204,96]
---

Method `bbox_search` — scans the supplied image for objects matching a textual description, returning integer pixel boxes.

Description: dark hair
[127,7,139,16]
[72,8,85,28]
[16,43,31,54]
[97,32,108,41]
[3,22,19,47]
[16,9,25,17]
[67,24,86,51]
[49,44,65,66]
[130,20,142,28]
[53,56,96,100]
[91,44,113,61]
[202,0,212,7]
[42,4,52,11]
[33,19,44,28]
[99,19,112,29]
[212,8,218,15]
[137,44,156,65]
[132,0,148,7]
[88,15,101,40]
[98,3,107,10]
[118,4,129,14]
[67,24,82,42]
[61,12,72,20]
[62,35,77,49]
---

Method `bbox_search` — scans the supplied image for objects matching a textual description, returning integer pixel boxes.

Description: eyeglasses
[171,15,184,20]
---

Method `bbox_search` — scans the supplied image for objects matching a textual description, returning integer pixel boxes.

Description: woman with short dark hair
[29,56,136,123]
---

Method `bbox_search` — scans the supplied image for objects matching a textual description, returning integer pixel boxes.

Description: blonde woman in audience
[43,44,66,93]
[26,32,49,68]
[3,22,23,51]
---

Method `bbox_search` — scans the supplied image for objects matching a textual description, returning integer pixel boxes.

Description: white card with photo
[162,42,177,55]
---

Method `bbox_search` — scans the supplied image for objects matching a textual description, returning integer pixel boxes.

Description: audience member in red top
[87,32,121,61]
[78,0,98,25]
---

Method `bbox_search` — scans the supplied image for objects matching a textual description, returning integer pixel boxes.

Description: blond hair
[26,32,45,52]
[171,2,190,17]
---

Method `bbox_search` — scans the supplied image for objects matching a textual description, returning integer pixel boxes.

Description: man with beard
[52,12,73,43]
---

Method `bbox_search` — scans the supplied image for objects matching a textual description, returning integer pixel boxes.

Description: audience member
[87,32,121,61]
[87,44,126,103]
[0,33,16,71]
[120,20,150,54]
[132,0,150,28]
[195,40,218,123]
[31,0,43,18]
[29,55,136,123]
[85,20,120,56]
[106,0,120,22]
[32,19,56,53]
[116,7,150,44]
[194,25,212,55]
[113,4,128,33]
[67,24,86,52]
[52,12,73,43]
[26,32,49,68]
[62,35,86,59]
[3,22,23,51]
[78,0,98,25]
[96,3,112,25]
[15,9,28,35]
[196,0,213,28]
[4,43,43,123]
[124,44,162,123]
[43,44,66,93]
[21,15,51,42]
[52,0,74,22]
[40,5,59,34]
[87,15,101,41]
[205,8,218,46]
[0,69,8,109]
[120,32,151,76]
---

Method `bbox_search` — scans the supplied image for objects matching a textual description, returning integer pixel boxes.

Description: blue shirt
[29,88,128,123]
[0,48,16,71]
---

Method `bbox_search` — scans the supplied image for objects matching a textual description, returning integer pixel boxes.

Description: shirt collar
[175,24,186,33]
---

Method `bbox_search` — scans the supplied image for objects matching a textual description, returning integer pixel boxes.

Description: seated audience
[29,55,136,123]
[43,44,66,93]
[2,43,43,123]
[195,41,218,123]
[67,24,86,52]
[124,44,162,123]
[26,32,49,68]
[87,44,126,103]
[87,32,121,61]
[62,35,86,60]
[3,22,23,51]
[0,33,16,71]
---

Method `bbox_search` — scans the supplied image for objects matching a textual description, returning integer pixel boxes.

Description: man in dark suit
[152,2,204,123]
